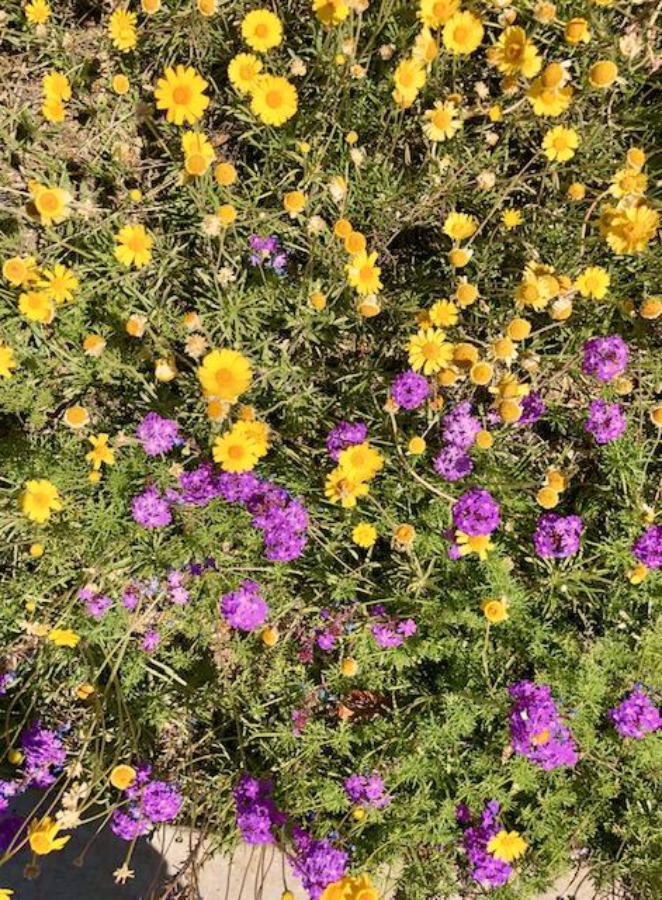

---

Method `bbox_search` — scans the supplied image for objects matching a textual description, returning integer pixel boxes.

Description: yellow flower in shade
[443,12,484,55]
[227,53,263,94]
[18,290,55,323]
[3,255,38,287]
[114,224,153,268]
[83,334,106,356]
[422,101,461,142]
[603,203,659,255]
[63,405,89,429]
[456,530,493,560]
[197,0,217,14]
[429,299,458,327]
[455,280,478,307]
[589,60,617,88]
[487,26,542,78]
[215,161,238,186]
[514,273,553,310]
[628,562,648,585]
[110,764,137,790]
[338,442,384,483]
[218,204,237,226]
[313,0,350,26]
[565,17,591,44]
[108,8,138,52]
[154,65,209,126]
[0,888,14,899]
[542,126,580,163]
[25,0,51,24]
[567,182,585,201]
[626,147,646,169]
[198,348,253,401]
[610,168,647,199]
[29,182,71,226]
[413,28,438,65]
[284,190,306,216]
[112,73,130,94]
[501,209,523,230]
[574,266,610,300]
[537,486,559,509]
[43,72,71,101]
[640,297,661,320]
[86,434,115,470]
[29,816,71,855]
[392,58,426,107]
[418,0,458,27]
[48,629,80,648]
[0,345,17,379]
[182,131,216,176]
[487,830,528,863]
[408,328,453,374]
[241,9,283,53]
[527,64,573,117]
[482,597,508,623]
[346,251,383,296]
[443,212,477,242]
[407,436,426,454]
[142,0,162,12]
[352,522,377,548]
[325,467,370,508]
[251,75,298,126]
[37,263,79,304]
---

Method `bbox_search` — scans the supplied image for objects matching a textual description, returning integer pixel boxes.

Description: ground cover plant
[0,0,661,897]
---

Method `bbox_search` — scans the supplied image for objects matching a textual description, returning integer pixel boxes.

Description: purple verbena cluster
[290,828,349,900]
[582,335,629,383]
[343,773,390,809]
[452,488,501,536]
[390,370,430,411]
[533,513,583,558]
[233,774,286,844]
[131,485,172,528]
[508,681,579,770]
[20,720,67,788]
[518,391,546,426]
[458,801,513,889]
[585,399,626,444]
[136,412,182,456]
[78,585,113,619]
[326,421,368,461]
[631,524,662,569]
[434,444,473,482]
[609,688,662,739]
[111,765,182,841]
[249,234,287,273]
[220,579,269,631]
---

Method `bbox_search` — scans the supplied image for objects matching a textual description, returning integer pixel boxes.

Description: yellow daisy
[422,100,461,142]
[250,75,298,126]
[21,479,62,523]
[28,181,71,226]
[154,65,209,126]
[542,126,580,162]
[197,348,253,401]
[241,9,283,53]
[108,8,138,53]
[408,327,454,374]
[0,344,18,379]
[443,11,484,55]
[346,251,383,296]
[182,131,216,176]
[37,263,79,304]
[487,26,541,78]
[114,224,153,268]
[227,53,263,94]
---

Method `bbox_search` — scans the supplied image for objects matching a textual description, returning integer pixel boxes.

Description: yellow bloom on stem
[429,299,458,327]
[25,0,51,25]
[338,442,384,483]
[29,182,71,226]
[63,405,89,429]
[108,8,138,52]
[542,126,580,162]
[346,251,383,296]
[154,65,209,126]
[565,17,591,45]
[29,816,71,855]
[392,58,426,107]
[0,344,18,379]
[42,96,66,123]
[251,75,298,126]
[574,266,610,299]
[86,434,115,470]
[284,190,306,216]
[325,468,370,508]
[37,263,79,303]
[322,875,380,900]
[443,12,484,56]
[443,212,477,241]
[413,27,438,65]
[422,101,461,142]
[0,888,14,899]
[18,290,55,323]
[182,131,216,176]
[313,0,350,26]
[408,327,453,374]
[418,0,459,27]
[3,255,38,287]
[589,60,617,88]
[48,629,80,648]
[198,348,253,401]
[352,522,377,548]
[502,209,523,229]
[114,224,153,268]
[487,26,542,78]
[456,530,493,560]
[112,73,130,95]
[43,72,71,101]
[228,53,263,94]
[487,829,528,862]
[527,64,573,117]
[110,764,137,790]
[482,597,508,623]
[610,168,647,199]
[197,0,217,14]
[241,9,283,52]
[603,203,659,255]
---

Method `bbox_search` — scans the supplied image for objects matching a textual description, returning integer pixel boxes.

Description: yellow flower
[482,597,508,623]
[527,64,573,117]
[0,888,14,899]
[418,0,458,26]
[626,147,646,170]
[603,203,659,255]
[114,224,153,268]
[589,60,618,88]
[215,161,238,186]
[313,0,350,26]
[25,0,51,25]
[412,28,438,65]
[352,522,377,548]
[542,126,580,163]
[443,11,484,56]
[228,53,263,94]
[42,95,66,122]
[43,72,71,101]
[407,436,426,454]
[429,299,458,327]
[0,344,17,379]
[18,290,55,323]
[392,58,426,107]
[218,204,237,226]
[338,442,384,483]
[86,434,115,470]
[567,182,585,201]
[142,0,162,12]
[565,17,591,44]
[251,75,298,126]
[455,280,478,307]
[112,73,130,94]
[443,212,477,242]
[48,629,80,648]
[346,251,383,296]
[628,562,648,585]
[487,829,528,863]
[610,168,647,199]
[154,65,209,126]
[322,875,380,900]
[3,255,38,287]
[182,131,216,176]
[197,0,217,14]
[29,182,71,226]
[110,764,137,790]
[325,467,370,508]
[83,334,106,356]
[487,26,542,78]
[37,263,79,304]
[284,190,306,216]
[108,8,138,53]
[501,209,523,229]
[456,530,493,560]
[198,348,253,401]
[574,266,610,299]
[514,273,553,310]
[241,9,283,53]
[408,327,453,374]
[29,816,71,855]
[422,101,461,142]
[21,478,60,525]
[63,405,89,429]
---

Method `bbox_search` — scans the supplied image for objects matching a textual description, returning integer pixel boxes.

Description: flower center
[255,23,269,38]
[266,89,283,109]
[172,84,192,105]
[38,192,59,212]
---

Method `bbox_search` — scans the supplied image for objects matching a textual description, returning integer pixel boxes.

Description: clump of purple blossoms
[458,801,513,888]
[518,391,546,426]
[452,488,501,536]
[290,828,348,900]
[585,399,626,444]
[0,672,16,696]
[533,513,583,559]
[390,370,430,411]
[582,335,629,383]
[142,630,160,653]
[78,585,112,619]
[249,234,287,274]
[136,412,182,456]
[0,781,21,815]
[631,525,662,569]
[326,421,368,462]
[233,775,287,844]
[509,681,579,770]
[610,688,662,739]
[20,721,67,788]
[443,401,481,450]
[344,773,390,809]
[221,580,268,631]
[434,445,473,482]
[131,485,172,528]
[371,607,417,649]
[111,766,182,840]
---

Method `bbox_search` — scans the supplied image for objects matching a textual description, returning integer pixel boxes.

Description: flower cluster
[508,681,579,770]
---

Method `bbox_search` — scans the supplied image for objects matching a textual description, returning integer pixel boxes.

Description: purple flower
[79,588,112,619]
[221,580,268,631]
[179,464,219,507]
[390,370,430,410]
[0,672,16,696]
[433,445,473,482]
[326,421,368,462]
[610,688,662,739]
[142,630,160,653]
[442,401,481,449]
[290,830,348,900]
[343,773,390,809]
[582,335,629,383]
[136,412,182,456]
[20,721,66,788]
[233,775,286,844]
[452,488,501,536]
[533,513,583,559]
[141,781,182,822]
[249,234,288,273]
[111,809,148,841]
[508,681,579,770]
[585,399,626,444]
[518,391,546,426]
[460,801,513,888]
[0,781,21,814]
[632,525,662,569]
[131,486,172,528]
